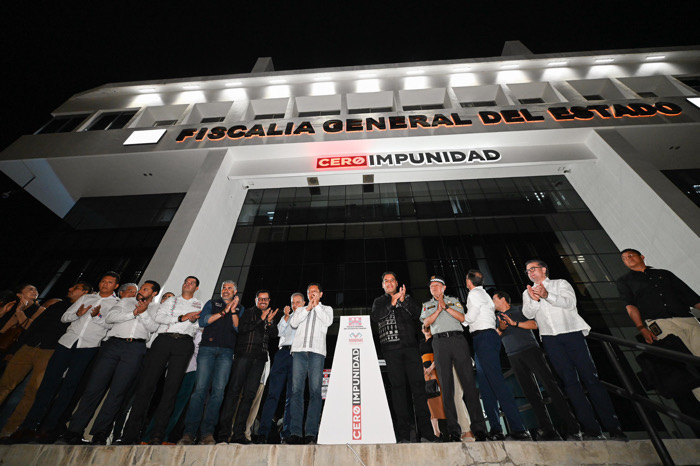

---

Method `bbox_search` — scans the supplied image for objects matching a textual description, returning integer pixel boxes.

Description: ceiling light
[183,84,200,90]
[595,58,614,63]
[645,55,666,60]
[313,76,331,81]
[139,88,156,93]
[500,64,518,69]
[406,69,424,75]
[270,79,287,84]
[452,67,470,72]
[225,81,243,87]
[548,61,568,66]
[359,73,377,78]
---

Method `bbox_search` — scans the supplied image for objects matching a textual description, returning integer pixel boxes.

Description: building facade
[2,43,699,436]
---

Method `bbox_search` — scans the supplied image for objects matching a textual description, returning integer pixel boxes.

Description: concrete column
[566,128,700,290]
[143,148,247,299]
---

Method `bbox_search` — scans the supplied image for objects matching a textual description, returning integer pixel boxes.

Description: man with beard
[58,281,161,445]
[371,271,437,443]
[216,290,278,444]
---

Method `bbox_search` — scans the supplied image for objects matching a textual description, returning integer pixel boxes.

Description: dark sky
[1,1,698,151]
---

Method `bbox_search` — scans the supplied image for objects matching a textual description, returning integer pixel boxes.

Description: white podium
[318,315,396,444]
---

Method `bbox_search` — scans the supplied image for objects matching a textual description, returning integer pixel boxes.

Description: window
[518,98,545,104]
[348,107,393,114]
[403,104,444,111]
[460,101,497,108]
[201,116,225,123]
[676,76,700,93]
[86,111,137,131]
[153,120,178,127]
[36,114,90,134]
[298,110,341,117]
[255,113,285,120]
[583,94,604,101]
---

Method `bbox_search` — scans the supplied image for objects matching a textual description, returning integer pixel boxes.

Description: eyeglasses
[525,267,543,273]
[257,297,270,301]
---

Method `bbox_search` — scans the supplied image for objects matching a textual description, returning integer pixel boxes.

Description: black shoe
[285,435,303,445]
[582,432,606,441]
[448,433,462,442]
[506,430,532,441]
[420,434,440,443]
[90,433,108,445]
[537,429,562,441]
[397,438,410,444]
[148,437,163,445]
[113,437,135,446]
[565,432,583,441]
[304,435,317,445]
[230,436,251,445]
[473,431,487,442]
[55,431,84,445]
[251,434,266,444]
[487,430,505,441]
[609,429,628,442]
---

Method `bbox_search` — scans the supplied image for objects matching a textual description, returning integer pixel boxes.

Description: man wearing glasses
[217,290,278,444]
[521,259,627,442]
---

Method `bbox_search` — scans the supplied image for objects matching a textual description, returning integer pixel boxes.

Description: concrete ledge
[0,439,698,465]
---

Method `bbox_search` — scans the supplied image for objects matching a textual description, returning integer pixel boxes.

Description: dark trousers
[20,343,98,432]
[257,347,293,440]
[67,338,147,437]
[383,346,434,441]
[121,333,194,442]
[473,330,525,433]
[432,334,486,435]
[542,331,620,435]
[508,345,579,435]
[217,356,266,442]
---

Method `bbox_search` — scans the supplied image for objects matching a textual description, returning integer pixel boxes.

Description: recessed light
[225,81,243,87]
[548,61,568,66]
[270,79,287,84]
[500,64,518,69]
[645,55,666,60]
[359,73,377,78]
[139,88,156,93]
[595,58,614,63]
[452,66,471,72]
[313,76,331,81]
[183,84,200,90]
[406,69,424,75]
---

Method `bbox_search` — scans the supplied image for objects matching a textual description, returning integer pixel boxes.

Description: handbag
[425,378,441,399]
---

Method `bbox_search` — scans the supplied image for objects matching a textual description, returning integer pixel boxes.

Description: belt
[471,329,496,336]
[433,330,463,339]
[114,337,146,343]
[279,345,292,350]
[161,333,192,339]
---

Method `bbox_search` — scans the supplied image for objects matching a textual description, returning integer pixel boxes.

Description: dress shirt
[420,295,464,334]
[290,303,334,356]
[104,298,160,341]
[616,267,700,321]
[277,312,297,348]
[59,293,119,349]
[463,286,497,332]
[521,278,590,337]
[154,295,203,337]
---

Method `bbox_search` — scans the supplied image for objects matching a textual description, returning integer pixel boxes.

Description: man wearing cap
[371,271,438,443]
[420,275,487,442]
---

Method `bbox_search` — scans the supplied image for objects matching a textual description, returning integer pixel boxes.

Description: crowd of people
[0,247,696,446]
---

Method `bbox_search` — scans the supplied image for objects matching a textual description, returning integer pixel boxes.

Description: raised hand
[283,305,291,321]
[134,300,149,315]
[526,285,539,302]
[76,304,92,317]
[533,283,548,299]
[90,305,102,317]
[267,308,279,322]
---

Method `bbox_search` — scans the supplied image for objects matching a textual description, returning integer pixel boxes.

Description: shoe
[419,434,440,443]
[55,431,84,445]
[565,432,583,441]
[304,436,317,445]
[113,438,135,446]
[487,430,505,441]
[473,431,488,442]
[506,431,532,441]
[448,433,462,442]
[200,434,216,445]
[285,435,303,445]
[8,428,36,444]
[252,434,266,444]
[177,434,193,445]
[90,433,108,445]
[537,429,562,441]
[397,438,410,444]
[230,436,251,445]
[582,433,606,441]
[148,437,163,445]
[609,429,629,442]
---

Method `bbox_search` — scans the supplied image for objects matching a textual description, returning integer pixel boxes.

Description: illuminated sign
[316,150,501,170]
[351,348,362,440]
[174,101,683,144]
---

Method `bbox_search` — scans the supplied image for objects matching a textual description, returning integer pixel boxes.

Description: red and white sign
[316,156,368,170]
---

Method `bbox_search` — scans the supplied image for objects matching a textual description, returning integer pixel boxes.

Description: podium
[318,315,396,444]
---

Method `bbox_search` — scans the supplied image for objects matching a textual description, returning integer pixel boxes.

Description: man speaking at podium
[371,272,438,443]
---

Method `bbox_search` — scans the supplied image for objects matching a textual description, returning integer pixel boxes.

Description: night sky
[1,1,698,151]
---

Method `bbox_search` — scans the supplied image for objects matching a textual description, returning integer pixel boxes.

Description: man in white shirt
[118,276,203,445]
[286,283,333,445]
[256,292,305,444]
[464,270,530,441]
[16,272,120,442]
[58,280,161,445]
[521,259,627,442]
